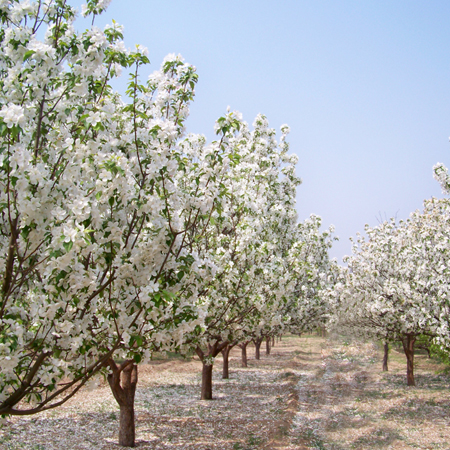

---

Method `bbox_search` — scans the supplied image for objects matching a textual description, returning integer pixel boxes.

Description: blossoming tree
[233,216,336,366]
[281,215,337,337]
[328,197,450,386]
[0,0,235,446]
[0,0,340,446]
[182,112,302,399]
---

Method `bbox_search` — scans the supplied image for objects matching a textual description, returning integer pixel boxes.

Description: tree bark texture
[196,341,229,400]
[239,341,248,368]
[107,359,138,447]
[272,336,275,347]
[221,345,231,379]
[266,336,271,356]
[402,335,416,387]
[382,342,389,371]
[254,338,263,360]
[201,363,213,400]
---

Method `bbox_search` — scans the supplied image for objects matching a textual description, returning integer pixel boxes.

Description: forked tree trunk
[196,341,228,400]
[382,342,389,371]
[107,359,138,447]
[402,335,416,386]
[254,338,263,360]
[266,336,271,356]
[239,341,249,367]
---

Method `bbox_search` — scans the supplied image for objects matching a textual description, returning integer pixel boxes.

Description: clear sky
[73,0,450,262]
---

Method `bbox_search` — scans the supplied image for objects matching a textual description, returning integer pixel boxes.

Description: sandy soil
[1,335,449,449]
[287,335,450,450]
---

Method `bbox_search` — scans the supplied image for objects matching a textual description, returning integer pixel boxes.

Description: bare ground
[1,335,450,449]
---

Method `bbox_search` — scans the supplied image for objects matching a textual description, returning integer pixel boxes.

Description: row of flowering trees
[0,0,336,447]
[328,168,450,387]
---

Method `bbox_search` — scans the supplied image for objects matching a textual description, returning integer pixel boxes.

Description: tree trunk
[402,335,416,387]
[240,342,248,367]
[201,362,213,400]
[272,336,275,347]
[119,404,135,448]
[221,345,231,379]
[254,338,263,360]
[196,341,228,400]
[266,336,271,356]
[382,342,389,371]
[107,360,138,447]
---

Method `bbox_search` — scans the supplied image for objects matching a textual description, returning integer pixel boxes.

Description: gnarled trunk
[239,341,249,367]
[196,341,229,400]
[254,338,263,360]
[402,335,416,386]
[382,342,389,372]
[107,359,138,447]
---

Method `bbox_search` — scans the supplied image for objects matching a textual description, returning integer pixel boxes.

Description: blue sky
[74,1,450,261]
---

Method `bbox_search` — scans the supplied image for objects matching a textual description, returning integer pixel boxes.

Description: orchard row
[2,1,449,448]
[0,1,334,446]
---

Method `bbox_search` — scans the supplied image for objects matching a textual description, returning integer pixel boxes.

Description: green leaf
[23,50,35,61]
[10,125,21,140]
[177,271,185,282]
[55,270,68,283]
[162,290,174,301]
[63,241,73,252]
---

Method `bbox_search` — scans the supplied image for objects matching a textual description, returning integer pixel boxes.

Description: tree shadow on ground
[350,427,403,448]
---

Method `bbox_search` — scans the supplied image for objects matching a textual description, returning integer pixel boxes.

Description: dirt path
[1,335,450,449]
[284,335,450,450]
